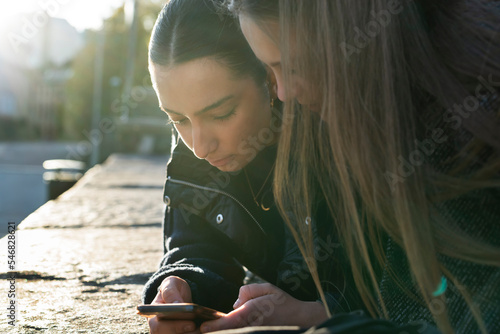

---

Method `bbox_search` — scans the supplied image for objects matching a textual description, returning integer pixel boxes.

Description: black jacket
[142,138,308,312]
[142,135,362,314]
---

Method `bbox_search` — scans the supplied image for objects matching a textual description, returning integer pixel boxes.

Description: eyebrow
[161,95,234,116]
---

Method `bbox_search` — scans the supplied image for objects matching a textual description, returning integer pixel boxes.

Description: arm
[142,206,246,313]
[197,211,365,332]
[196,221,334,332]
[276,215,364,315]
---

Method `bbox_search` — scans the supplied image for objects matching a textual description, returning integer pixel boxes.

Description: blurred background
[0,0,171,226]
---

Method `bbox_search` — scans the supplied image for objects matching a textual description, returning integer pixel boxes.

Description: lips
[307,104,321,112]
[207,155,234,168]
[297,101,320,112]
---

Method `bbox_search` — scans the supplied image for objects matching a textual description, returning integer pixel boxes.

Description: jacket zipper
[167,177,268,236]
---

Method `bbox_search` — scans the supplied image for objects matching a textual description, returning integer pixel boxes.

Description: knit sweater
[378,94,500,333]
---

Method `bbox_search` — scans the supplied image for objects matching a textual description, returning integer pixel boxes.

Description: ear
[266,68,278,100]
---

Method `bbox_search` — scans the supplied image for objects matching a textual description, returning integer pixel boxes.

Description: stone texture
[0,154,169,333]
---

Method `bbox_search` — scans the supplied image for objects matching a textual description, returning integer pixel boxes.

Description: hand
[199,283,328,333]
[148,276,199,334]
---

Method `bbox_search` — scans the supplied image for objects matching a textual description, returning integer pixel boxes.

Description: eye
[214,108,236,121]
[167,117,189,126]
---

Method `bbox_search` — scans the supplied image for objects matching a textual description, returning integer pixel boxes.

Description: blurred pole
[122,0,139,121]
[90,26,106,166]
[40,10,50,140]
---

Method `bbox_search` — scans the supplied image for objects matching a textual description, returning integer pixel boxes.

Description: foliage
[63,1,163,141]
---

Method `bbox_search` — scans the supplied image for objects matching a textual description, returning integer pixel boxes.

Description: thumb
[234,283,276,309]
[159,276,192,303]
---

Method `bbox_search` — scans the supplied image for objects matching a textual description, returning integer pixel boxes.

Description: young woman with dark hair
[201,1,500,333]
[141,1,348,333]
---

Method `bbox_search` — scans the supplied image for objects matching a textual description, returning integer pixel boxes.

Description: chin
[216,165,234,172]
[306,104,322,112]
[217,158,247,172]
[296,99,320,112]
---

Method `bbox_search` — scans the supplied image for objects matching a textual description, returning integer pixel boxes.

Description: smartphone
[136,303,225,321]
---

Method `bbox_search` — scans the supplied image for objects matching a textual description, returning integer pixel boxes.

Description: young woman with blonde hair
[201,1,500,333]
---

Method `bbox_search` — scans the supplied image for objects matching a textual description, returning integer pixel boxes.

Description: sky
[0,0,127,32]
[0,0,135,67]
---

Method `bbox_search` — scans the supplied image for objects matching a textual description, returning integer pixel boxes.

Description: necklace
[244,164,274,211]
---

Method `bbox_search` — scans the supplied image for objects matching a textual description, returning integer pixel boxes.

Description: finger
[184,329,202,334]
[234,283,276,308]
[200,312,245,333]
[149,316,197,334]
[152,290,165,304]
[161,288,185,304]
[212,293,294,332]
[161,276,192,303]
[201,300,272,333]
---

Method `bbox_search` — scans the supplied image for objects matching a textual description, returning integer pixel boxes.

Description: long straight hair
[232,0,500,333]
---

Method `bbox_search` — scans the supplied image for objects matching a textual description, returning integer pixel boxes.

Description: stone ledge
[0,154,168,333]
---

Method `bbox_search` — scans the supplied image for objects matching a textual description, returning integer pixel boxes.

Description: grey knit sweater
[378,94,500,333]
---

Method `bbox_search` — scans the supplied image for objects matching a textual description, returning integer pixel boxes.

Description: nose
[275,72,304,103]
[274,72,287,102]
[191,124,217,160]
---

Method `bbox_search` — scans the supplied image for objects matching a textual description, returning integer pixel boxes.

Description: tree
[63,1,164,143]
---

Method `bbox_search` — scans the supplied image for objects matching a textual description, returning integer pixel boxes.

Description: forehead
[239,15,281,66]
[152,58,227,86]
[151,58,251,113]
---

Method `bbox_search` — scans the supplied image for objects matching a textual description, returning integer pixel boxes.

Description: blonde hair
[233,0,500,332]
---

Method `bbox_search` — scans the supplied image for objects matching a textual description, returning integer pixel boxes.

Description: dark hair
[149,0,266,84]
[227,0,279,22]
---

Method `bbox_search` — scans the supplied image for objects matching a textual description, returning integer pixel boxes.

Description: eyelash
[214,108,236,121]
[166,108,236,126]
[166,118,186,126]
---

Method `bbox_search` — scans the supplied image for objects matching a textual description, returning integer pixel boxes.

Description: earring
[270,98,275,110]
[305,217,311,225]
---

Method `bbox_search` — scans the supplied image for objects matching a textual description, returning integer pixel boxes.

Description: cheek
[225,118,254,147]
[292,76,318,104]
[175,126,194,150]
[238,104,272,146]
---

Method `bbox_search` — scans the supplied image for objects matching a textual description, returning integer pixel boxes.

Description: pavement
[0,154,169,333]
[0,141,81,230]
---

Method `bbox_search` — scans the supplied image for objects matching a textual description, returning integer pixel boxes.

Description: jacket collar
[167,136,278,197]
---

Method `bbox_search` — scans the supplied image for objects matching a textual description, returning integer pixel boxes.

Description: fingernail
[172,300,180,303]
[233,298,240,308]
[201,325,210,332]
[184,324,195,332]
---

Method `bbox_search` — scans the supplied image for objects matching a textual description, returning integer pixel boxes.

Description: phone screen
[137,303,225,321]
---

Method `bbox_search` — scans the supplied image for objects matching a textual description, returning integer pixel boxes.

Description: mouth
[207,155,234,168]
[308,104,321,112]
[296,96,321,112]
[298,102,321,112]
